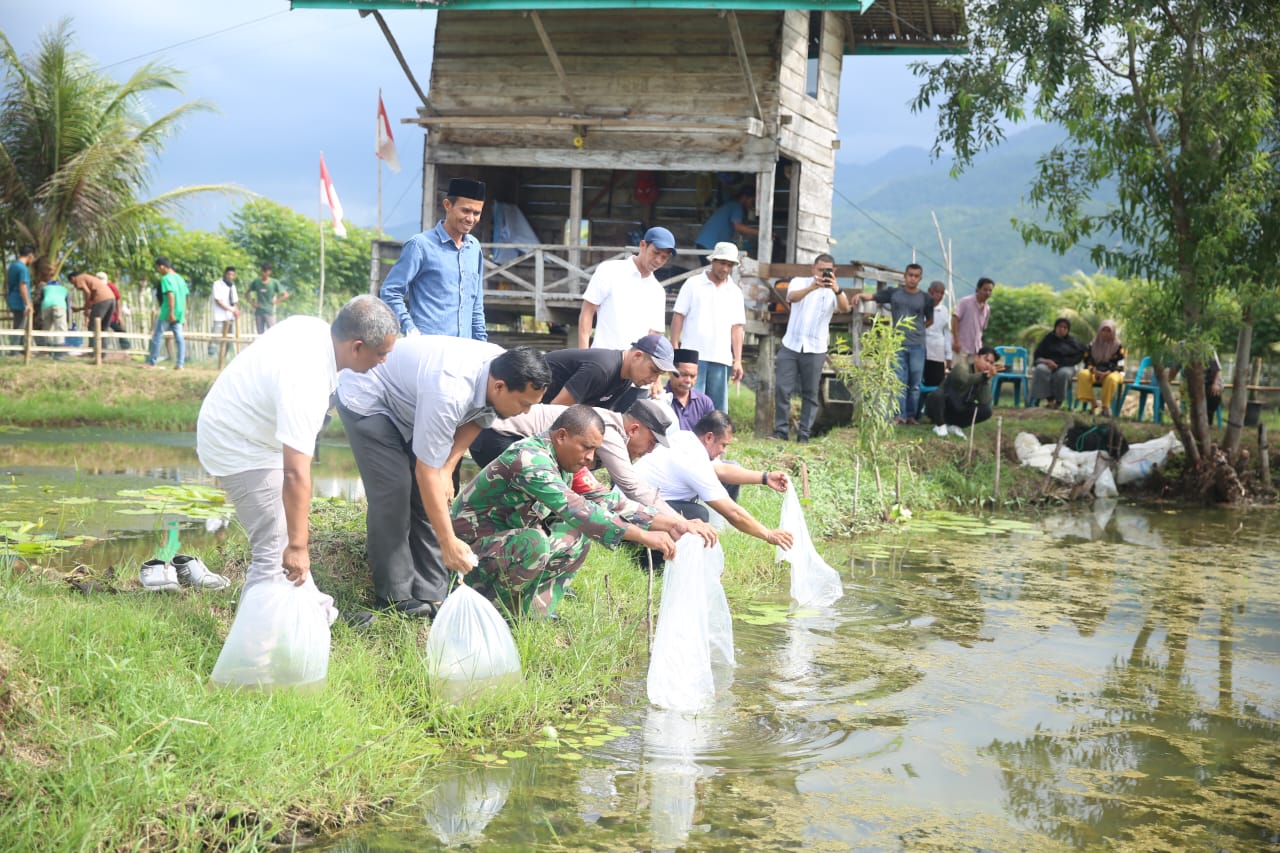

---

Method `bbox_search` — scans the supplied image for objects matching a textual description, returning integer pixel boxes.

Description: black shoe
[772,433,788,441]
[341,609,376,629]
[797,436,810,444]
[382,598,438,619]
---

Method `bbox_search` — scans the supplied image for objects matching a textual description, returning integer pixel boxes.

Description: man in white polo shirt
[773,253,850,443]
[577,226,675,349]
[669,241,746,412]
[195,295,399,623]
[636,410,794,550]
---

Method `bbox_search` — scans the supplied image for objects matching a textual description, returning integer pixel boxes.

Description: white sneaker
[948,425,966,438]
[933,425,948,437]
[140,559,179,592]
[172,554,231,590]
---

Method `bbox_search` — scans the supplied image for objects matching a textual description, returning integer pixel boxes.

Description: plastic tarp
[210,578,330,690]
[425,584,522,701]
[648,536,734,711]
[775,484,844,607]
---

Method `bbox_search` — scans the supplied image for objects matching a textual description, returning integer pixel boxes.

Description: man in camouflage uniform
[452,405,704,618]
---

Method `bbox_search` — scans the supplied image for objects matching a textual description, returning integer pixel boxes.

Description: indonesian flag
[376,92,401,173]
[319,153,346,238]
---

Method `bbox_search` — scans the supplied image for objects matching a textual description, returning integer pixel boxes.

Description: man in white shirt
[577,226,675,350]
[336,337,551,617]
[924,280,953,389]
[209,266,240,357]
[669,241,746,412]
[773,254,850,442]
[196,295,398,625]
[637,410,794,550]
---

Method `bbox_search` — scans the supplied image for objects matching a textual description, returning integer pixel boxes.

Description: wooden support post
[93,317,103,366]
[22,310,32,365]
[568,168,583,292]
[755,166,775,265]
[754,330,776,437]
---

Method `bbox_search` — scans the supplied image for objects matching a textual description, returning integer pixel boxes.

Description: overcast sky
[6,2,943,236]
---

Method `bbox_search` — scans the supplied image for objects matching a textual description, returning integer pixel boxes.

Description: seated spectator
[1076,321,1126,415]
[451,405,706,619]
[1030,318,1086,408]
[926,346,999,438]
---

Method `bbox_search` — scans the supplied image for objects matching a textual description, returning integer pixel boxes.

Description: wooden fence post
[93,317,103,366]
[22,310,32,365]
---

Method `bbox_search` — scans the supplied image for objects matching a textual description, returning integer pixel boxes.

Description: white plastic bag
[776,484,844,607]
[1093,466,1119,498]
[425,584,522,700]
[1116,432,1182,484]
[647,536,715,711]
[210,578,331,690]
[703,544,735,670]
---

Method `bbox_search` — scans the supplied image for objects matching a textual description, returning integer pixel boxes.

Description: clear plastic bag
[647,536,715,712]
[209,578,330,691]
[425,583,522,701]
[776,483,844,607]
[703,544,735,670]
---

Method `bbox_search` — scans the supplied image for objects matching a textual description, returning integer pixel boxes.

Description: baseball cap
[631,333,676,372]
[95,271,108,280]
[642,226,676,251]
[626,397,672,447]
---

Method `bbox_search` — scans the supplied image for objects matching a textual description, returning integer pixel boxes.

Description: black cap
[673,348,699,366]
[446,177,486,201]
[626,397,672,447]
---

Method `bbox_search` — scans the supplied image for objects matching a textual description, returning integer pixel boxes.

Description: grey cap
[631,333,676,372]
[626,397,672,447]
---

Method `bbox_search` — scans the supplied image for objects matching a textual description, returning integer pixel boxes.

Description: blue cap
[642,226,676,251]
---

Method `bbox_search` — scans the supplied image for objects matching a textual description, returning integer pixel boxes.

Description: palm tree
[0,19,225,266]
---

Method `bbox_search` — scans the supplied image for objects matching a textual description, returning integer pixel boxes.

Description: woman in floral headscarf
[1076,320,1126,415]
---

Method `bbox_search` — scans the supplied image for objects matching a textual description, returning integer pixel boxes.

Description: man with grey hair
[191,295,398,622]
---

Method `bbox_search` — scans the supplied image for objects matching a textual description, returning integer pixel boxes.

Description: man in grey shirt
[857,262,932,424]
[337,337,550,617]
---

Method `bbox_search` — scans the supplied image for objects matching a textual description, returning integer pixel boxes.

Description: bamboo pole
[1259,423,1271,491]
[799,461,810,500]
[93,317,103,366]
[22,310,32,365]
[966,405,979,467]
[993,416,1003,501]
[853,456,861,519]
[1039,421,1073,498]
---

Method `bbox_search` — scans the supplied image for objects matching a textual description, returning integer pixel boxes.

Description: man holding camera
[773,253,850,442]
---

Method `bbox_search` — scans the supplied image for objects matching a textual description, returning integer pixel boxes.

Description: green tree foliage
[912,0,1280,468]
[0,20,226,265]
[984,282,1057,349]
[223,199,374,317]
[829,317,906,452]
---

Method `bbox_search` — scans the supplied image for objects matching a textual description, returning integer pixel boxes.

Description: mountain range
[830,124,1112,290]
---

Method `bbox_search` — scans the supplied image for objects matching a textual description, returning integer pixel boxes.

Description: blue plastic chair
[1125,356,1162,422]
[991,346,1029,407]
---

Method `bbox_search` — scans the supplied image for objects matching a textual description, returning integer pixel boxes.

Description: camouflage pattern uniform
[452,433,657,617]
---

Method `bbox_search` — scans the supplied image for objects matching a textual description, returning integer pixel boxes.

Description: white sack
[210,578,330,690]
[775,483,844,607]
[1116,432,1183,485]
[1013,431,1101,484]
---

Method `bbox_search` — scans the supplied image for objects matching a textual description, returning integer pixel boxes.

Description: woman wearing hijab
[1030,317,1086,408]
[1076,320,1126,414]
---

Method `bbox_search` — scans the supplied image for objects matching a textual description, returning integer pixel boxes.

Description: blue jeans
[895,343,926,420]
[695,361,731,412]
[146,313,185,367]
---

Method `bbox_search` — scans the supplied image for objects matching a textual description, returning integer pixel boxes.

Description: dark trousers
[470,428,519,469]
[924,359,947,388]
[924,390,992,429]
[774,345,826,439]
[337,402,447,603]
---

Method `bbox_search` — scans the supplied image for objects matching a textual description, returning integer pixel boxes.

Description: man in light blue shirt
[380,177,488,340]
[694,186,758,251]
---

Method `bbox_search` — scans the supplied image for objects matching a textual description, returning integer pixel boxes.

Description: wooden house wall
[774,9,842,263]
[423,10,785,170]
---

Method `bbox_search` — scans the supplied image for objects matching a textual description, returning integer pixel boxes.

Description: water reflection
[420,764,513,847]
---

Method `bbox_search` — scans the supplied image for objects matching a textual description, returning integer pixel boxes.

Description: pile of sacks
[1014,431,1183,497]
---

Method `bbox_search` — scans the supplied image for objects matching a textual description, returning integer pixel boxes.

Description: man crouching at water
[452,405,707,618]
[197,295,398,624]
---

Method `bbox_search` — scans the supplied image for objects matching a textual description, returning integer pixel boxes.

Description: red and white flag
[319,153,347,238]
[376,92,401,173]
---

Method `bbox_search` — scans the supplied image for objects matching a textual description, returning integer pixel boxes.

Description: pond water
[322,503,1279,852]
[3,433,1276,849]
[0,428,364,570]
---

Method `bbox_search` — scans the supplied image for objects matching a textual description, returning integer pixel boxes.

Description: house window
[806,11,823,99]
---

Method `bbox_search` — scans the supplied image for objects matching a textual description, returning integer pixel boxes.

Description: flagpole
[319,151,326,320]
[377,90,384,237]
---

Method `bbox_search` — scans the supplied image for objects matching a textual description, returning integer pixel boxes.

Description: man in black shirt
[542,333,675,411]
